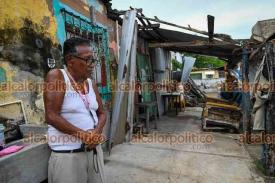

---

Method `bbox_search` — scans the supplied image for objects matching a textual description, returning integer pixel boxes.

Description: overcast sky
[112,0,275,39]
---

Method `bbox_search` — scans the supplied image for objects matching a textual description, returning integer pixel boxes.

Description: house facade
[0,0,119,125]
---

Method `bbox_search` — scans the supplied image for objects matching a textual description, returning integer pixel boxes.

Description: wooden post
[241,48,251,133]
[207,15,215,43]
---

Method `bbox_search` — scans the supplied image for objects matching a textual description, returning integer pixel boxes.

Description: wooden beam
[137,14,148,26]
[136,10,163,41]
[136,11,165,41]
[115,9,237,44]
[135,15,239,44]
[149,45,234,58]
[207,15,215,42]
[137,15,210,37]
[138,11,165,41]
[139,24,160,29]
[148,41,235,48]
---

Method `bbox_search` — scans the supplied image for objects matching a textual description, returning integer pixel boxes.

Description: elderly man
[44,37,106,183]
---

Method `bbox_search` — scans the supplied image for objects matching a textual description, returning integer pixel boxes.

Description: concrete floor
[105,108,265,183]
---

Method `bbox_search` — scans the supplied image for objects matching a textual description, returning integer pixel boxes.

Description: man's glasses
[72,55,96,65]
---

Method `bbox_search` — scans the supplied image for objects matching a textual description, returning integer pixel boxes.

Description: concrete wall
[0,0,119,124]
[0,60,45,124]
[0,0,62,124]
[191,70,220,80]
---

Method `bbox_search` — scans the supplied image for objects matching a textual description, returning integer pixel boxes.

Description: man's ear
[66,55,73,67]
[67,60,73,68]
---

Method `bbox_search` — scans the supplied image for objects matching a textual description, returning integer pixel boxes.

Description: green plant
[184,53,225,69]
[171,59,182,71]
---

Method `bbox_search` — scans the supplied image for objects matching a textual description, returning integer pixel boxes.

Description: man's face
[68,44,95,79]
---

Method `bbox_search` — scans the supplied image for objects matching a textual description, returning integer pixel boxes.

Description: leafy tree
[183,53,225,69]
[171,59,182,71]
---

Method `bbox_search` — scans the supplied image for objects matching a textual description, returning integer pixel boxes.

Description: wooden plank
[206,102,240,110]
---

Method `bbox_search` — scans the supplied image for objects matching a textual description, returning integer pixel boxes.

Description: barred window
[61,8,111,102]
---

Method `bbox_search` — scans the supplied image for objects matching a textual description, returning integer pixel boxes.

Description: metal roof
[139,28,241,63]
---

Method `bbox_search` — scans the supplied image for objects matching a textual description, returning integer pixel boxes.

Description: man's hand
[77,131,92,144]
[93,127,104,134]
[87,129,106,144]
[85,129,106,149]
[77,129,105,149]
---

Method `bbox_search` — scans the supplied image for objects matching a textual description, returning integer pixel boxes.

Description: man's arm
[43,69,91,142]
[92,82,107,134]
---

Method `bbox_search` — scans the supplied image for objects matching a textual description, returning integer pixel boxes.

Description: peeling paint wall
[0,0,62,124]
[0,0,58,43]
[0,0,119,125]
[0,60,45,124]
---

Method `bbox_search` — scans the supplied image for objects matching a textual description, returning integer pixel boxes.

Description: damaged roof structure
[1,0,275,181]
[106,6,242,68]
[107,6,245,148]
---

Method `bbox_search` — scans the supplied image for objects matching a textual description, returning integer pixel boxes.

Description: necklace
[65,69,90,109]
[64,68,97,128]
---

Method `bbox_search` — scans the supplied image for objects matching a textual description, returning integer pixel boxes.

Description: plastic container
[0,124,5,150]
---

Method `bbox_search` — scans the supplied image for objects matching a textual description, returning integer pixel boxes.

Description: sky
[112,0,275,39]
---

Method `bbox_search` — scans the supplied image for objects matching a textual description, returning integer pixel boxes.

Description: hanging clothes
[252,54,269,131]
